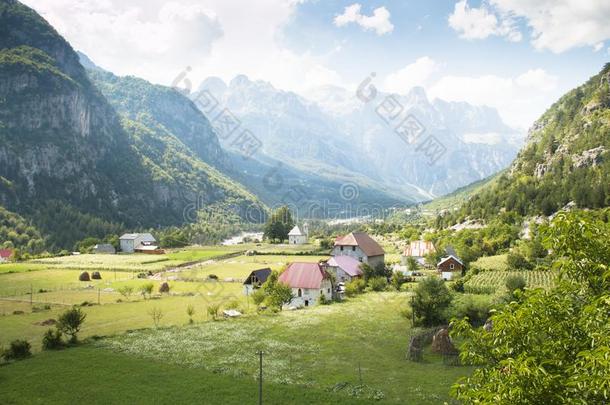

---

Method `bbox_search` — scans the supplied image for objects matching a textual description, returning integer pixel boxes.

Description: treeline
[0,206,45,253]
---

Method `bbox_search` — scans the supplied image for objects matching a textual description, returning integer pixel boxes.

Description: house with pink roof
[278,262,332,307]
[0,248,13,263]
[327,255,363,284]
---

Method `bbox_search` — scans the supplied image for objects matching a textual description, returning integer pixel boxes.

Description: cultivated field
[465,270,556,293]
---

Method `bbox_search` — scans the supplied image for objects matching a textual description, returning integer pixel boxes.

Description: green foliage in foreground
[0,347,372,404]
[452,211,610,404]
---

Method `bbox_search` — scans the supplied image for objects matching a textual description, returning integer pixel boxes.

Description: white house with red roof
[0,248,12,263]
[331,232,385,268]
[327,255,363,284]
[279,262,332,307]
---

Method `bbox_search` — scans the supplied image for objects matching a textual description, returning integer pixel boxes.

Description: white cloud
[450,0,610,53]
[382,57,440,93]
[334,3,394,36]
[22,0,344,93]
[448,0,521,42]
[429,69,559,128]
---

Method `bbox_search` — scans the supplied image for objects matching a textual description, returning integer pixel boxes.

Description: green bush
[2,339,31,361]
[506,274,527,294]
[345,278,366,297]
[58,307,86,343]
[367,276,388,292]
[207,304,220,320]
[507,252,533,270]
[412,277,452,327]
[449,295,493,326]
[42,328,64,350]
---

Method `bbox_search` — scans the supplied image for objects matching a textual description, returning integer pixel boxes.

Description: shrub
[250,288,266,306]
[507,252,533,270]
[225,299,243,312]
[318,293,330,305]
[58,307,86,343]
[186,304,195,324]
[42,328,64,350]
[345,278,366,297]
[390,271,405,291]
[91,271,102,280]
[79,271,90,281]
[207,304,220,320]
[506,274,527,295]
[140,283,154,299]
[451,278,465,293]
[368,276,388,292]
[412,277,452,327]
[159,282,170,293]
[118,286,134,301]
[2,339,31,361]
[449,294,494,326]
[148,307,164,327]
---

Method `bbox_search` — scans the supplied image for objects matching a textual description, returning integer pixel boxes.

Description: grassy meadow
[0,242,476,403]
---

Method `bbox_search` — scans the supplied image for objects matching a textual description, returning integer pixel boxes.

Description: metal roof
[328,256,363,277]
[334,232,385,257]
[279,262,326,289]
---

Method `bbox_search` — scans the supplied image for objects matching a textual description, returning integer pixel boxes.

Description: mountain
[193,76,523,201]
[0,0,263,249]
[443,63,610,222]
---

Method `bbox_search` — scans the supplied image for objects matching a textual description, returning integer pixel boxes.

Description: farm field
[469,254,508,272]
[465,270,556,293]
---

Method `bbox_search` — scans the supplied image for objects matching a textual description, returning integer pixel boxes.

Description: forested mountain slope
[0,0,263,249]
[440,63,610,224]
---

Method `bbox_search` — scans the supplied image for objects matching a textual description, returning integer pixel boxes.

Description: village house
[288,225,308,245]
[243,268,272,295]
[0,248,13,263]
[119,233,157,253]
[93,244,116,254]
[402,240,435,267]
[332,232,385,268]
[437,255,464,281]
[278,262,332,307]
[326,255,363,284]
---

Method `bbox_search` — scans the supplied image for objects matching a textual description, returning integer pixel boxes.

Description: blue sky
[24,0,610,129]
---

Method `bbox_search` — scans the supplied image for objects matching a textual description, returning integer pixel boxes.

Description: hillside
[442,63,610,223]
[0,0,263,249]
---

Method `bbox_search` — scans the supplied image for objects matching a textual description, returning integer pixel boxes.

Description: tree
[412,277,452,327]
[58,307,86,343]
[139,283,154,299]
[263,206,294,243]
[507,252,533,270]
[406,256,419,272]
[118,286,134,301]
[148,307,164,327]
[251,288,266,306]
[267,282,293,310]
[390,270,405,290]
[451,211,610,404]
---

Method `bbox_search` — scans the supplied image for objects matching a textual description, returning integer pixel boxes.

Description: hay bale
[159,282,170,293]
[91,271,102,280]
[79,271,91,281]
[431,328,457,355]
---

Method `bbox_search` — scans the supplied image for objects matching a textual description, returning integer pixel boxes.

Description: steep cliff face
[0,1,263,248]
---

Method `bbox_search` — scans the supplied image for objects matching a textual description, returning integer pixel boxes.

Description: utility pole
[257,351,264,405]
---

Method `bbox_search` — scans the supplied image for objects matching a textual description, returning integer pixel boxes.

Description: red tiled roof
[279,262,326,289]
[403,240,435,257]
[334,232,385,257]
[0,249,12,258]
[328,256,363,277]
